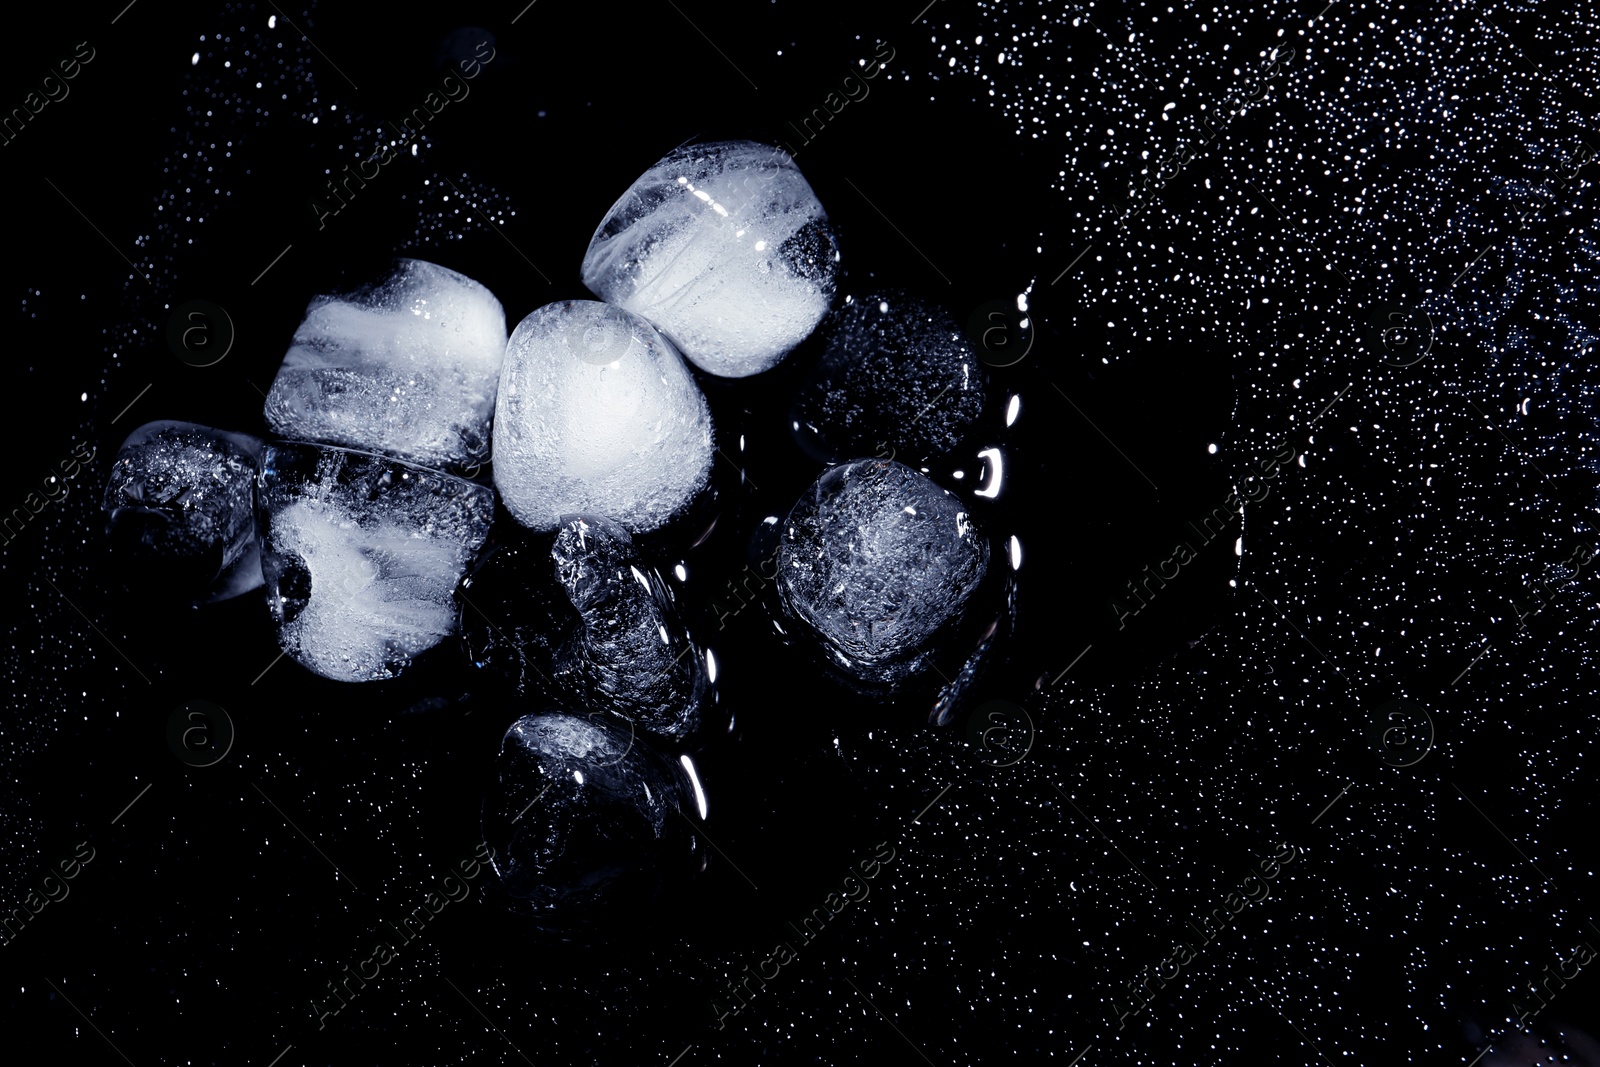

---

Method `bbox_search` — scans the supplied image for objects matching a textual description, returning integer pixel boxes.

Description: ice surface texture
[581,140,838,378]
[492,301,714,533]
[483,712,699,935]
[103,421,264,605]
[462,517,712,743]
[777,458,989,684]
[258,442,494,683]
[793,291,990,465]
[549,516,711,744]
[264,259,508,473]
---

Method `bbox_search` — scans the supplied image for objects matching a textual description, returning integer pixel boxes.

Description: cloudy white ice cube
[264,259,508,472]
[258,442,494,682]
[581,140,838,378]
[777,458,989,683]
[492,300,714,534]
[103,421,265,604]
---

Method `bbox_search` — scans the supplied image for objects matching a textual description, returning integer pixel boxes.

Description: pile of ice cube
[104,138,994,712]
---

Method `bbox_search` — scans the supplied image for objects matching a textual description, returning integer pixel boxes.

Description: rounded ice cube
[776,458,989,684]
[793,291,991,466]
[482,711,703,936]
[264,259,508,472]
[581,140,838,378]
[492,300,713,534]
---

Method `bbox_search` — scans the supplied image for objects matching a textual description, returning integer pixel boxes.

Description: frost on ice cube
[462,516,713,743]
[777,458,989,685]
[581,140,838,378]
[264,259,508,472]
[482,711,702,935]
[793,291,991,466]
[258,442,494,682]
[492,301,714,534]
[103,420,264,605]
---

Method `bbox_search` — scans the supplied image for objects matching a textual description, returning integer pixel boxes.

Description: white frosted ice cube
[581,140,837,378]
[492,300,714,534]
[264,259,508,472]
[259,443,494,682]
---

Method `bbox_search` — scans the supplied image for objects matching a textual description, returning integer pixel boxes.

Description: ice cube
[103,420,264,605]
[482,711,703,934]
[793,291,991,465]
[258,442,494,682]
[581,140,838,378]
[777,458,989,684]
[492,300,714,534]
[461,515,713,743]
[264,258,508,472]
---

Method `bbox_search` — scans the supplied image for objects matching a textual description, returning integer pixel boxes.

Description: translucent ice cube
[103,420,264,605]
[777,458,989,684]
[581,140,838,378]
[482,711,703,936]
[793,291,991,466]
[258,442,494,682]
[461,515,713,743]
[264,259,508,472]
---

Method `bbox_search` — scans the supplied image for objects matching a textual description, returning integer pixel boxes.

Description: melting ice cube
[264,259,508,473]
[777,458,989,684]
[461,515,713,743]
[581,140,838,378]
[792,290,991,466]
[258,442,494,682]
[482,711,701,934]
[492,300,713,534]
[103,420,264,605]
